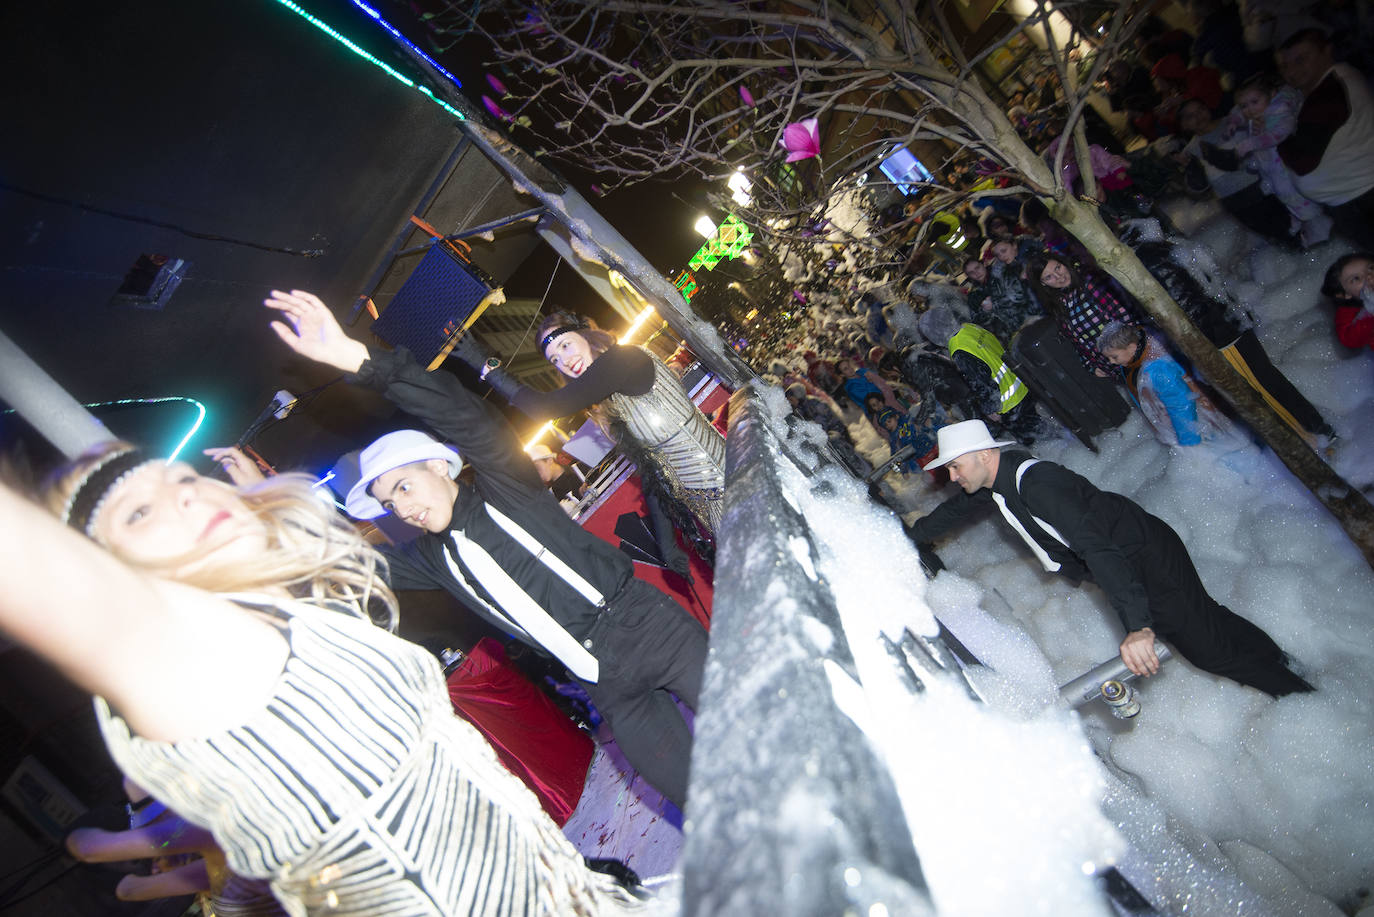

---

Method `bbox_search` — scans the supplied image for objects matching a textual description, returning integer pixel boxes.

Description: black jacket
[950,348,1007,416]
[909,450,1166,632]
[350,347,635,644]
[1129,240,1247,348]
[895,345,973,412]
[507,344,654,420]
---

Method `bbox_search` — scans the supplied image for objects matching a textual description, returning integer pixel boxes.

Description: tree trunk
[1051,196,1374,569]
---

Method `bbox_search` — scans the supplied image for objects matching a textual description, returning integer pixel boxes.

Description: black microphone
[236,391,295,446]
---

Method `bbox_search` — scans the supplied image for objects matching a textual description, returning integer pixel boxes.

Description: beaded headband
[538,318,589,354]
[60,447,158,538]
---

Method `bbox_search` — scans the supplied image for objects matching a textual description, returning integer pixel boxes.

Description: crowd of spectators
[757,5,1369,481]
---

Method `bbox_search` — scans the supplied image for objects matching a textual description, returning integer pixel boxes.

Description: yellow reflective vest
[930,210,969,253]
[949,323,1028,411]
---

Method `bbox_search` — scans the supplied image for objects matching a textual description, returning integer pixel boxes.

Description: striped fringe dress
[94,596,641,917]
[607,351,726,532]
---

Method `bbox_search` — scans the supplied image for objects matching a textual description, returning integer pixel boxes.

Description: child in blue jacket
[878,395,947,473]
[1098,321,1240,447]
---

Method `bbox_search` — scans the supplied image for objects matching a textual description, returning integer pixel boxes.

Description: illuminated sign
[688,214,753,271]
[673,270,699,303]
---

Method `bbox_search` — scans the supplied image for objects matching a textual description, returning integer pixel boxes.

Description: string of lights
[346,0,463,88]
[2,396,207,462]
[268,0,467,123]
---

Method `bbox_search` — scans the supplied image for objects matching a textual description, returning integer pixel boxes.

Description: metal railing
[679,385,935,915]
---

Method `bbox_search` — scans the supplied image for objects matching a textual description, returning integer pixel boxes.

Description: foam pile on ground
[765,419,1126,915]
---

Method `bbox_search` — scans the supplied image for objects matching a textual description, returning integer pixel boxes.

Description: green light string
[1,396,207,462]
[269,0,466,122]
[159,397,208,462]
[95,396,207,463]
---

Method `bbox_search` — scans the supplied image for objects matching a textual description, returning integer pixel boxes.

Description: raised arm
[265,289,543,486]
[488,345,656,420]
[264,288,369,372]
[0,483,290,744]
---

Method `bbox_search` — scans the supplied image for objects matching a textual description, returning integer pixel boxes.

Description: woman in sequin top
[487,311,725,534]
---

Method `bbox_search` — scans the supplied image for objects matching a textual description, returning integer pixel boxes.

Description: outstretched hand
[1119,627,1160,678]
[264,289,369,373]
[202,446,266,486]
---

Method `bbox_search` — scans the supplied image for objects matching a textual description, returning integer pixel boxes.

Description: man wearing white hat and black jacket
[264,289,707,809]
[907,420,1313,697]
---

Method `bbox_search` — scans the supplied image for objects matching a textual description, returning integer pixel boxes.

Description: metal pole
[0,330,113,459]
[681,385,932,916]
[349,135,472,325]
[395,206,546,257]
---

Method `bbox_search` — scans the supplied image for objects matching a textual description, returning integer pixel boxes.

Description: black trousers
[1136,517,1312,697]
[1222,329,1329,436]
[1219,184,1298,245]
[577,577,707,808]
[1329,185,1374,252]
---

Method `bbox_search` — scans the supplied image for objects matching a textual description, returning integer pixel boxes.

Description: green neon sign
[688,214,753,272]
[673,270,698,303]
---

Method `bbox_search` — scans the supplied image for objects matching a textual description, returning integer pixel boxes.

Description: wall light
[618,306,658,344]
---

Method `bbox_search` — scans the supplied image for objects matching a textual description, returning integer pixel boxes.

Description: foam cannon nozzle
[1058,643,1172,718]
[1098,679,1141,719]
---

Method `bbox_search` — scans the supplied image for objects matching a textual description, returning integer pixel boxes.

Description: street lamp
[728,169,752,207]
[694,215,718,238]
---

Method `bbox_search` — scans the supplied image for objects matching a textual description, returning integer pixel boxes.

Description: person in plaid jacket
[1026,252,1140,377]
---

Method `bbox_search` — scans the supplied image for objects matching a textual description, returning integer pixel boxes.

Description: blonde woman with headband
[0,445,640,916]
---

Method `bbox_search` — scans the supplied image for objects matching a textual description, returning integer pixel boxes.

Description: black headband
[539,319,589,354]
[61,448,156,538]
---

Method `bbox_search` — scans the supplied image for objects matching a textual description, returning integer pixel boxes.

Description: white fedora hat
[345,430,463,520]
[923,420,1016,469]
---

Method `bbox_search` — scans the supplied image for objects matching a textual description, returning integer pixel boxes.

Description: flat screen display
[879,146,933,195]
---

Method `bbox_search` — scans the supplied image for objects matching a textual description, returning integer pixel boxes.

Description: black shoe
[584,857,642,891]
